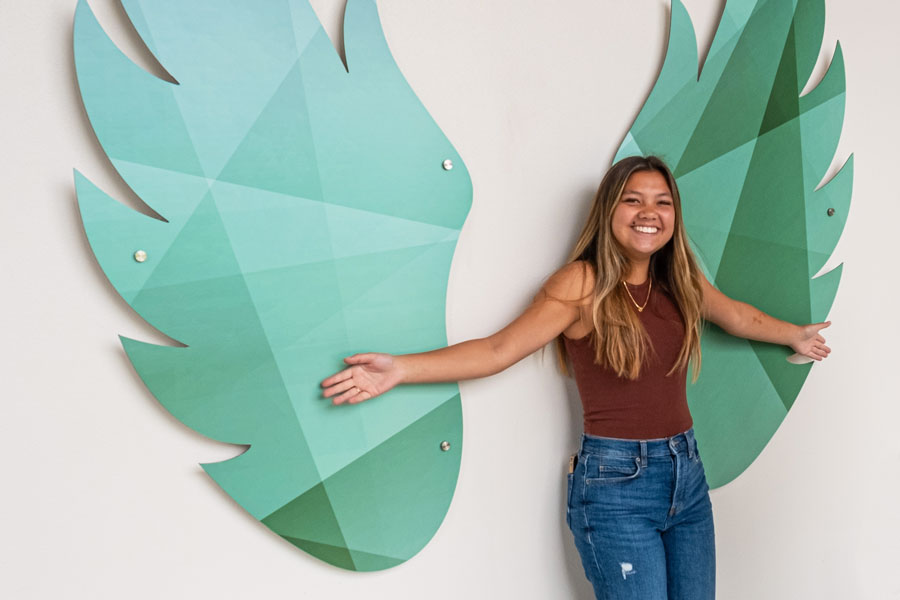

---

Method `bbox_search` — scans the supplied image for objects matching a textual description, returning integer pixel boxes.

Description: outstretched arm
[699,274,831,362]
[320,261,593,405]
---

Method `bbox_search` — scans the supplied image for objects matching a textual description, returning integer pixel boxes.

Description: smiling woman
[320,155,831,599]
[553,156,705,384]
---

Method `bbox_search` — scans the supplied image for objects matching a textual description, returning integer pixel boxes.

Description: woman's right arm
[320,261,594,405]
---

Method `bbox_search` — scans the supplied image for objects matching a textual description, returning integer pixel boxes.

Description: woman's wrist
[393,354,412,385]
[791,323,805,345]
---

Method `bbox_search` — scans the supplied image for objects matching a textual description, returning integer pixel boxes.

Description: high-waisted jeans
[566,427,716,599]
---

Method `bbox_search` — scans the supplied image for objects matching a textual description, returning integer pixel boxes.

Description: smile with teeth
[632,225,659,234]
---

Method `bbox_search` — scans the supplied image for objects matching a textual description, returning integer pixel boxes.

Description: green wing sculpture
[74,0,471,570]
[616,0,852,487]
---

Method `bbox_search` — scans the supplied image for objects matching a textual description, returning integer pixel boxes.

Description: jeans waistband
[580,427,696,460]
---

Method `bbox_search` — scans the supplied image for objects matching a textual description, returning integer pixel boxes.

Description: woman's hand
[788,321,832,362]
[320,353,405,405]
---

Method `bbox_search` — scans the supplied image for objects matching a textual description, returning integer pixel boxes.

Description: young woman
[319,155,831,599]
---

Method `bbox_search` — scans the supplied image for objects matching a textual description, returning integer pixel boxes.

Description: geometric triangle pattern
[73,0,471,570]
[614,0,852,488]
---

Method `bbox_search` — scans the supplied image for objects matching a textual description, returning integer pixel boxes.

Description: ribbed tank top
[562,278,693,439]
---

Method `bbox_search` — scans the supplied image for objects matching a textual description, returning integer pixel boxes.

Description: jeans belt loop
[685,429,695,459]
[640,441,648,467]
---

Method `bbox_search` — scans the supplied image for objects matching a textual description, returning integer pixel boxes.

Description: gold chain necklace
[622,278,652,312]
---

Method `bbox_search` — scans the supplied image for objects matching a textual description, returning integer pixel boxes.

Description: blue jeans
[566,428,716,599]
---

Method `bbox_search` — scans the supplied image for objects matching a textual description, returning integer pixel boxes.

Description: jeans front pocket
[584,453,643,485]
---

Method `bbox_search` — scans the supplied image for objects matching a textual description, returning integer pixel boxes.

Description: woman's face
[610,169,676,263]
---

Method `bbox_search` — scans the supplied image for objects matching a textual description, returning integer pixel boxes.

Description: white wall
[2,0,897,598]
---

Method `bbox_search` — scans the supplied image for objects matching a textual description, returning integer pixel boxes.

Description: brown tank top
[563,278,693,439]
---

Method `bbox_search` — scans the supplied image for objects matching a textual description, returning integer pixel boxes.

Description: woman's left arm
[699,275,832,362]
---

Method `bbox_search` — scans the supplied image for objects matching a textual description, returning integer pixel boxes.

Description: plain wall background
[2,0,897,598]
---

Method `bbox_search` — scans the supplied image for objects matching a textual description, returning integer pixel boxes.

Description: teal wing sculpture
[74,0,471,570]
[616,0,851,487]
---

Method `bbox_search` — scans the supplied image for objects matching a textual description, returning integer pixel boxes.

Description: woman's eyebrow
[622,189,672,197]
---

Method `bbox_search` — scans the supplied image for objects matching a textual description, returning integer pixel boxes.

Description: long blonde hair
[555,155,704,381]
